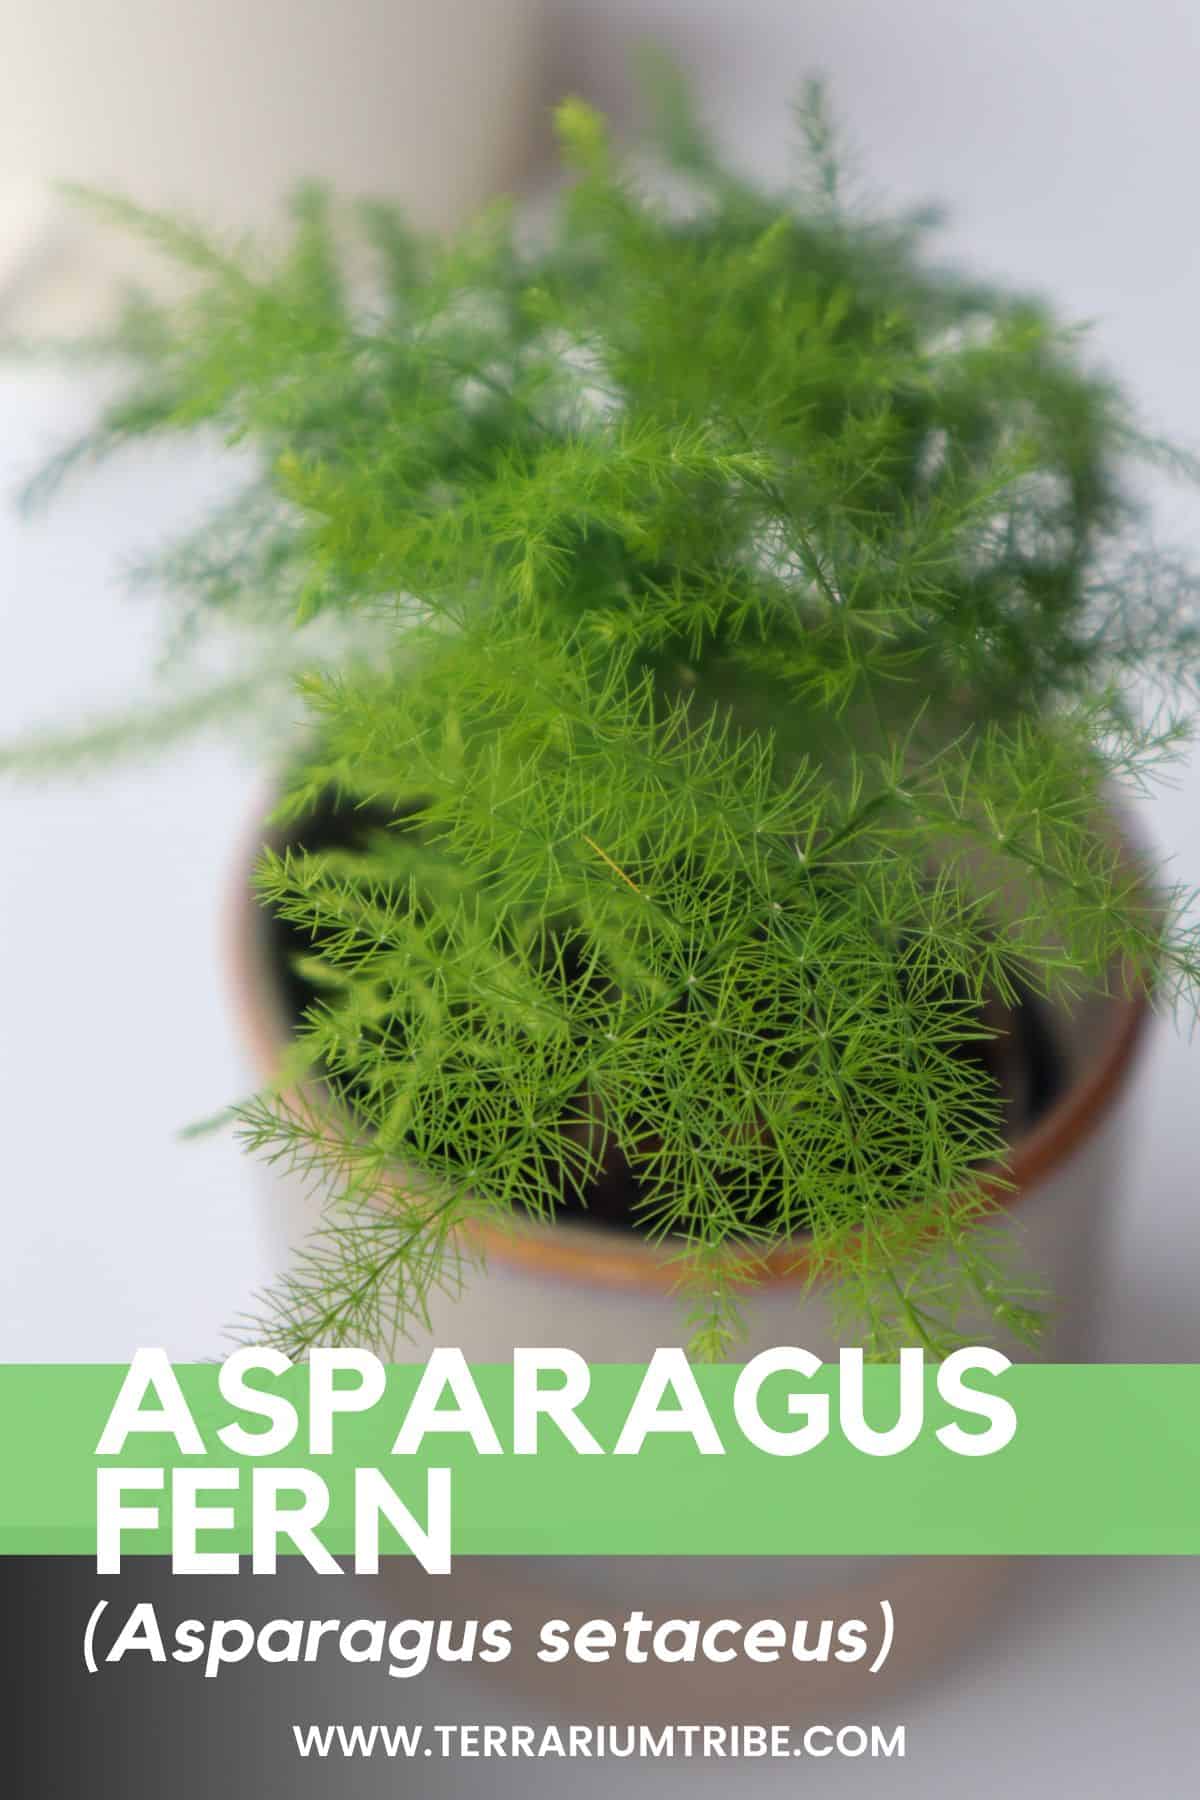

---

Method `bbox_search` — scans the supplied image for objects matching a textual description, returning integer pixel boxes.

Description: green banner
[1,1363,1196,1556]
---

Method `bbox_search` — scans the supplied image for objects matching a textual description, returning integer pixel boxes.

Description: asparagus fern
[9,81,1200,1358]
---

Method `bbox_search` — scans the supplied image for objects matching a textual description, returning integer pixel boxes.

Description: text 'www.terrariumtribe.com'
[290,1721,908,1762]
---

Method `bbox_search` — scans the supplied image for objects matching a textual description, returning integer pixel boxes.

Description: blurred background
[1,2,1197,1790]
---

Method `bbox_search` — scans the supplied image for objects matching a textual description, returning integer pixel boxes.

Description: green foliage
[10,83,1200,1357]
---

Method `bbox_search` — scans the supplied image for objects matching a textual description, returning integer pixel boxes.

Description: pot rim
[226,798,1152,1295]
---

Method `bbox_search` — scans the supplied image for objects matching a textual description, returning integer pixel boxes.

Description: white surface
[1,3,1198,1789]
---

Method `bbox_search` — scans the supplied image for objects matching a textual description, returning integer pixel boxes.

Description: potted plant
[9,80,1199,1377]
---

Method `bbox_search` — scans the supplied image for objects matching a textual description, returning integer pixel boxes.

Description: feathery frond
[9,77,1200,1357]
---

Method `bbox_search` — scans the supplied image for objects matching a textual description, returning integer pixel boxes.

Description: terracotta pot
[226,807,1151,1718]
[229,812,1150,1365]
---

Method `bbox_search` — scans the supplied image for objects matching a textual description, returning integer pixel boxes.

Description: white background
[1,3,1197,1791]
